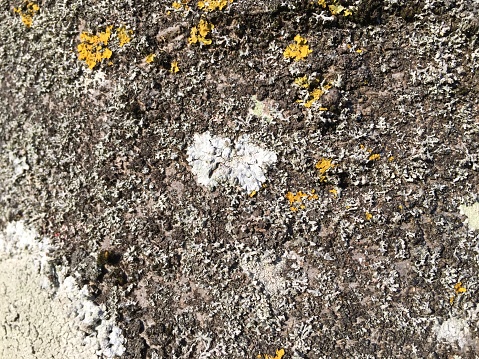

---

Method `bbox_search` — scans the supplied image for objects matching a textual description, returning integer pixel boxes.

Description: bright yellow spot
[326,1,353,16]
[170,60,180,73]
[319,107,328,111]
[294,76,310,89]
[198,0,233,11]
[258,348,285,359]
[286,191,317,211]
[172,0,191,10]
[316,158,335,181]
[249,190,257,198]
[283,34,312,61]
[398,205,403,210]
[13,1,40,28]
[77,26,113,70]
[365,212,373,221]
[117,26,133,47]
[145,53,156,63]
[356,49,363,54]
[329,4,345,15]
[368,153,380,161]
[188,19,214,45]
[388,156,394,162]
[329,188,338,197]
[308,189,319,200]
[318,0,327,8]
[304,87,324,108]
[454,282,467,294]
[449,296,455,305]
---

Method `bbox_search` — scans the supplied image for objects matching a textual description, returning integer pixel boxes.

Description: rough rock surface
[1,0,479,358]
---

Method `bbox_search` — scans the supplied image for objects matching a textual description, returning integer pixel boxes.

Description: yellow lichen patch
[77,26,113,70]
[294,76,332,108]
[365,212,373,221]
[329,4,346,15]
[388,156,395,162]
[303,88,324,108]
[198,0,233,11]
[170,60,180,73]
[117,26,133,47]
[145,53,156,63]
[188,19,214,45]
[316,158,335,181]
[450,281,467,305]
[286,190,318,211]
[172,0,190,10]
[368,153,380,161]
[294,76,310,89]
[13,1,39,28]
[454,282,467,294]
[318,0,353,16]
[329,188,338,197]
[283,34,312,61]
[257,348,285,359]
[249,190,257,198]
[318,0,327,8]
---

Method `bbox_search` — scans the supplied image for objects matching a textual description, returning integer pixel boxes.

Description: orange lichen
[450,282,467,305]
[117,26,133,47]
[257,348,285,359]
[368,153,381,161]
[454,282,467,294]
[365,212,373,221]
[77,26,113,70]
[283,34,312,61]
[316,158,335,181]
[13,1,39,28]
[286,190,318,211]
[188,19,214,45]
[198,0,233,11]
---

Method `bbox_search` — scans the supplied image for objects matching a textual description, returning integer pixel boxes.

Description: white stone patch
[186,131,277,193]
[460,202,479,231]
[0,221,125,358]
[435,317,472,350]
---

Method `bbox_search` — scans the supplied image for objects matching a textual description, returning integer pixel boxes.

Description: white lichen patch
[434,317,472,350]
[459,202,479,231]
[186,131,277,192]
[240,253,286,296]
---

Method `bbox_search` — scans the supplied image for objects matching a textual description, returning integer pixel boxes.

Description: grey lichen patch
[186,131,277,192]
[459,202,479,231]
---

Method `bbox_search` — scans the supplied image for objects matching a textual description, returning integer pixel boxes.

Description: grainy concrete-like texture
[1,0,479,358]
[0,222,125,358]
